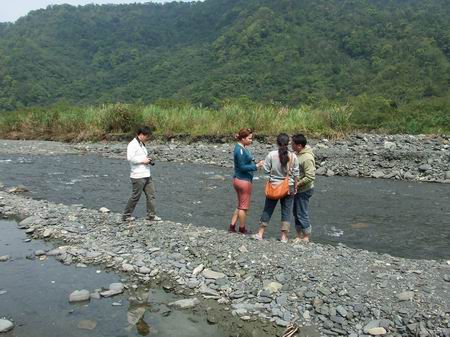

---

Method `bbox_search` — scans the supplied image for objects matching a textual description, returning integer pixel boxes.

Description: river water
[0,154,449,260]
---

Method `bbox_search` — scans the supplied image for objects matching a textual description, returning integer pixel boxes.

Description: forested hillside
[0,0,449,112]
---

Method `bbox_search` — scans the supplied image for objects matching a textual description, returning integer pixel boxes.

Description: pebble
[0,255,10,262]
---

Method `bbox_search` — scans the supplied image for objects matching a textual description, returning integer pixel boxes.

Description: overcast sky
[0,1,190,23]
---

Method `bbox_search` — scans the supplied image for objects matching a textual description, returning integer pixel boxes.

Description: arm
[127,142,148,165]
[298,156,315,187]
[292,155,299,191]
[263,153,271,180]
[235,147,257,172]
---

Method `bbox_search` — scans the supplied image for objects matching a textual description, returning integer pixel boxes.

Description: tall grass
[0,98,448,141]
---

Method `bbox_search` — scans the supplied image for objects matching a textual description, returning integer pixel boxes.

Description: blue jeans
[293,188,314,234]
[260,194,294,232]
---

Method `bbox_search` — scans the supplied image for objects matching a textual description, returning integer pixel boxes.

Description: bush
[95,103,143,133]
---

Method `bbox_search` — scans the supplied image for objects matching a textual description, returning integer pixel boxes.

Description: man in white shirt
[123,126,161,221]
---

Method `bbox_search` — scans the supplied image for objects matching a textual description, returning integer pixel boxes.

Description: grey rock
[98,207,110,213]
[46,248,62,256]
[169,298,200,309]
[69,289,90,302]
[202,269,225,280]
[35,250,46,256]
[0,255,10,262]
[326,169,335,177]
[0,319,14,333]
[264,281,283,294]
[19,215,41,228]
[384,141,397,150]
[316,167,327,175]
[199,284,220,297]
[192,264,205,276]
[318,287,331,296]
[100,283,124,297]
[419,164,432,172]
[8,185,28,193]
[43,228,53,238]
[187,280,200,289]
[275,318,289,327]
[348,169,359,177]
[403,171,416,180]
[336,305,347,317]
[367,327,387,335]
[122,263,134,272]
[397,291,414,301]
[371,170,385,179]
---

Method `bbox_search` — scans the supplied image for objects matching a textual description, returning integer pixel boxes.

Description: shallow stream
[0,154,449,260]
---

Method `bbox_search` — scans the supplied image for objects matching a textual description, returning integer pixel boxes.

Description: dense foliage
[0,0,449,134]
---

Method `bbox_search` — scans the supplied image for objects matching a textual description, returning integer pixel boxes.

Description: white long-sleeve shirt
[127,138,151,179]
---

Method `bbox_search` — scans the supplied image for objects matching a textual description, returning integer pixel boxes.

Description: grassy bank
[0,98,449,141]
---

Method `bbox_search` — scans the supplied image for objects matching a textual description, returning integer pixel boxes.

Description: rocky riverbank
[1,190,449,337]
[1,133,449,183]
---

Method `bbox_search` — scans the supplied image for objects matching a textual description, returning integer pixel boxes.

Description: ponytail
[277,133,290,167]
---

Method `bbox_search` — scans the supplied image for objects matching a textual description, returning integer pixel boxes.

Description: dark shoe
[228,224,236,233]
[238,227,252,235]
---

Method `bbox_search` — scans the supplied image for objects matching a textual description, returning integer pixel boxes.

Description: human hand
[142,157,151,165]
[256,160,265,168]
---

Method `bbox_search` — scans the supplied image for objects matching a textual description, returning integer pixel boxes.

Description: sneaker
[122,216,136,222]
[147,215,162,221]
[252,234,263,241]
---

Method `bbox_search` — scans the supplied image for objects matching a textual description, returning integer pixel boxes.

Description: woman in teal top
[228,128,263,234]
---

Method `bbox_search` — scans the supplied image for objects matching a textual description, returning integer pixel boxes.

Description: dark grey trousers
[123,177,156,218]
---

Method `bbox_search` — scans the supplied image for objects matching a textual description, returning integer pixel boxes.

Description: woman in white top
[254,133,299,242]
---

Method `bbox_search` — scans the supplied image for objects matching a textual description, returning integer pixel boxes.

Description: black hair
[292,134,307,147]
[137,126,151,136]
[277,133,290,166]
